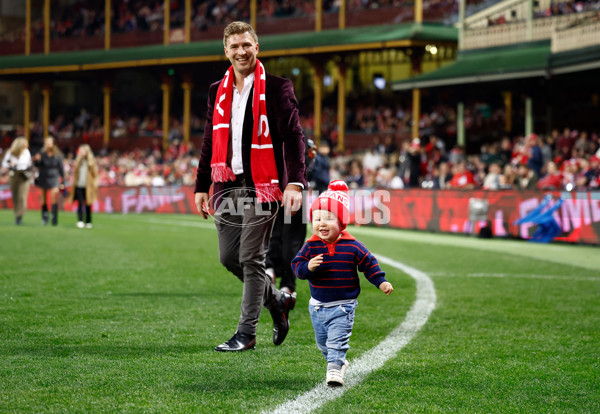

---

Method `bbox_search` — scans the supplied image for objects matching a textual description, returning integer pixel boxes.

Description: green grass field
[1,210,599,413]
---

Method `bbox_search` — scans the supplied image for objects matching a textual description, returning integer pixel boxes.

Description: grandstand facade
[1,0,599,245]
[0,0,459,154]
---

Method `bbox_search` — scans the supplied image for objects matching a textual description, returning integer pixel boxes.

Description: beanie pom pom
[328,180,349,192]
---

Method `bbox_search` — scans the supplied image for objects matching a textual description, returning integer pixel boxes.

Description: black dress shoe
[214,331,256,352]
[269,291,296,346]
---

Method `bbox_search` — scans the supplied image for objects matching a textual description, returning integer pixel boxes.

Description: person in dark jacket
[193,22,306,352]
[308,141,331,193]
[515,163,538,190]
[526,134,544,177]
[33,136,64,226]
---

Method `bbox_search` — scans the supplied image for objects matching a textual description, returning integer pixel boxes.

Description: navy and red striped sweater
[292,230,387,303]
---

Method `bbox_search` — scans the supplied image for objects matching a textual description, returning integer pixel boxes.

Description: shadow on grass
[111,292,206,298]
[2,343,215,357]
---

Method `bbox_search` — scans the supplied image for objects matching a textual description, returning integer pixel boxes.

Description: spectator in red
[555,127,575,159]
[536,161,563,190]
[510,139,529,167]
[561,159,578,191]
[448,161,476,189]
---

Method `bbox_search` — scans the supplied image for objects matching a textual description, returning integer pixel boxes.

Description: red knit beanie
[310,180,350,229]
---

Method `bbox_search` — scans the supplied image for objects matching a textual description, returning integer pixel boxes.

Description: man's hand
[308,254,324,272]
[282,184,302,216]
[195,192,210,219]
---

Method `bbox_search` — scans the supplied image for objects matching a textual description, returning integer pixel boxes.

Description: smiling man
[194,22,307,352]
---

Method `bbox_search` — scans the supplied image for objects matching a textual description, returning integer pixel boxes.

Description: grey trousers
[10,173,30,219]
[214,183,283,336]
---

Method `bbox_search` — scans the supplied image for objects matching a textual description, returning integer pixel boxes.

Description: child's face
[312,209,341,243]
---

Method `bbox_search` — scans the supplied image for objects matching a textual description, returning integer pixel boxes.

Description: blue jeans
[309,301,356,366]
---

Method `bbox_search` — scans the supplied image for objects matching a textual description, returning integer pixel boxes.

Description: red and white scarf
[210,59,282,203]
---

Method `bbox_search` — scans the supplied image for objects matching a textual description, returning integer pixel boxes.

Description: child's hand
[308,254,324,272]
[379,282,394,295]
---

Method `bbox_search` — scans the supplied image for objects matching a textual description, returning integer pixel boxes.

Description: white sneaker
[326,361,349,387]
[85,223,93,229]
[340,360,349,378]
[76,221,84,228]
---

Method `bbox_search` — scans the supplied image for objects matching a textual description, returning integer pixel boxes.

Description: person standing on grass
[67,144,98,229]
[194,21,306,352]
[265,138,317,297]
[292,180,393,387]
[33,136,65,226]
[1,137,33,225]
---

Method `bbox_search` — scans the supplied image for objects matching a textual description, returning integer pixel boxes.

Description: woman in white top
[1,137,33,225]
[67,144,98,228]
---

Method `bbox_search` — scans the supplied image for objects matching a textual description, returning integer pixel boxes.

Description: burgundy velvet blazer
[194,72,307,196]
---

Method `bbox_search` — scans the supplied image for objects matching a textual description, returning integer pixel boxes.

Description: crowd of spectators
[345,101,493,136]
[538,0,600,17]
[1,0,242,42]
[324,127,600,192]
[0,139,199,188]
[91,141,198,187]
[20,99,502,156]
[4,0,597,43]
[1,90,598,193]
[1,0,483,43]
[484,0,600,26]
[8,108,206,150]
[2,123,598,192]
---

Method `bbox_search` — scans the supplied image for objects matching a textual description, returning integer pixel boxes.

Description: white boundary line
[264,255,436,414]
[113,215,437,412]
[429,272,600,282]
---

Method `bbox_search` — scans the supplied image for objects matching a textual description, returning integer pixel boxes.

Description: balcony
[462,10,598,50]
[552,18,600,53]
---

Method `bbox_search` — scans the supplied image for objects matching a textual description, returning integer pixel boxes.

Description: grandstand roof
[0,23,456,76]
[393,41,551,90]
[548,44,600,75]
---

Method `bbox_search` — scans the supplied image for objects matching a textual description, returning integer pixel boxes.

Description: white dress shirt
[230,73,255,175]
[229,72,304,189]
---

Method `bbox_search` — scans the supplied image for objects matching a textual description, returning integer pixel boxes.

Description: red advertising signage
[2,186,599,245]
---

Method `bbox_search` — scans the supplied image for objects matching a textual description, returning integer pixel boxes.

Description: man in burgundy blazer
[194,21,306,352]
[195,72,307,201]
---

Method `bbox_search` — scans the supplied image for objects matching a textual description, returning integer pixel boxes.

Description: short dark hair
[223,21,258,47]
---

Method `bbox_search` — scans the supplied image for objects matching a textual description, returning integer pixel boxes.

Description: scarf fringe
[255,183,283,203]
[211,162,237,182]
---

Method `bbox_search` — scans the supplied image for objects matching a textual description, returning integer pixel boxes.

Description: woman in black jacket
[33,136,65,225]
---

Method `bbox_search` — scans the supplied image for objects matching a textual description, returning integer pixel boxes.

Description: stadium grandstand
[0,0,599,244]
[2,4,600,412]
